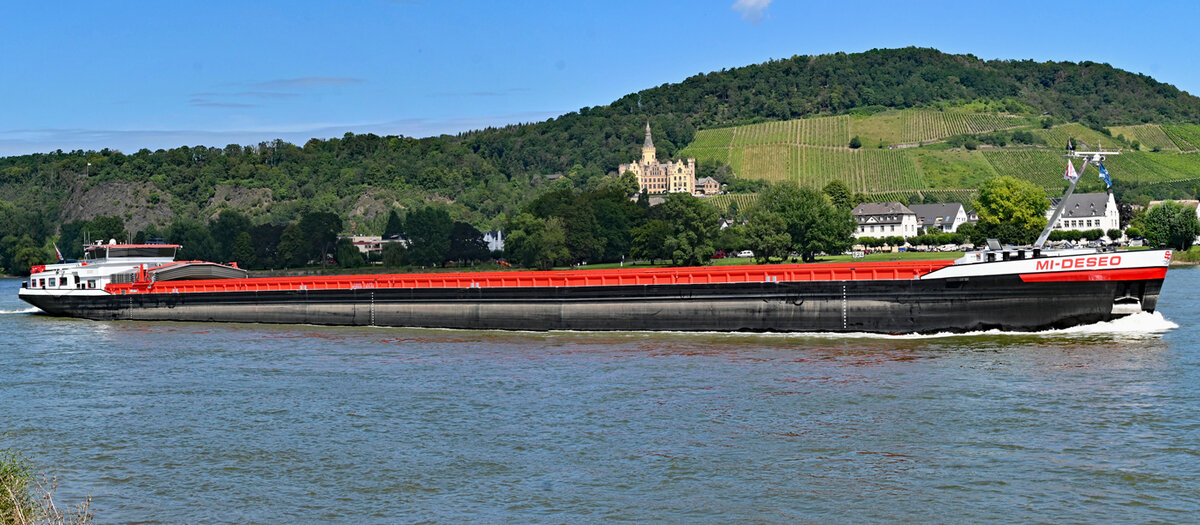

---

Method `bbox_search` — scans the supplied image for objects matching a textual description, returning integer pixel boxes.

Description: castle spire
[641,122,657,164]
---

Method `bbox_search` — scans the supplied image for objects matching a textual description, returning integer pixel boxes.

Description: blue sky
[2,0,1197,156]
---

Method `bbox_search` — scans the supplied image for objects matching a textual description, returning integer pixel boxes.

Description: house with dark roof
[852,202,918,238]
[1046,192,1119,233]
[908,203,968,233]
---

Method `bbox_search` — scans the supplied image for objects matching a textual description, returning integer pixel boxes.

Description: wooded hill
[2,47,1199,269]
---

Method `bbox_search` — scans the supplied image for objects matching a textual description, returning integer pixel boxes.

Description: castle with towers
[619,123,718,196]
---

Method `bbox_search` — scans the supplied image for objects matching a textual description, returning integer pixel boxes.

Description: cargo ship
[17,149,1170,334]
[16,239,1170,334]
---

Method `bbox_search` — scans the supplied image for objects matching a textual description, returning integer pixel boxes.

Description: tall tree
[823,180,853,210]
[447,221,489,262]
[973,176,1049,244]
[1143,201,1200,250]
[298,212,343,266]
[655,193,719,266]
[746,211,791,263]
[88,216,128,245]
[231,232,255,268]
[277,223,308,267]
[403,206,453,266]
[210,209,252,261]
[165,218,218,262]
[504,213,569,269]
[754,183,855,262]
[631,219,672,265]
[383,209,405,237]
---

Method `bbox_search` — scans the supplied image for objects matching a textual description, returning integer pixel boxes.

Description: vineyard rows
[1032,124,1113,151]
[721,115,851,148]
[1163,125,1200,151]
[796,147,924,194]
[676,146,731,168]
[899,111,1027,143]
[730,119,798,147]
[1108,124,1179,152]
[704,193,759,215]
[981,150,1068,189]
[689,127,736,149]
[1103,152,1200,184]
[799,115,850,147]
[738,145,797,183]
[917,189,980,204]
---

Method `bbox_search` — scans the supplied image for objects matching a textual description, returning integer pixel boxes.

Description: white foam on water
[1048,310,1177,335]
[771,311,1178,340]
[0,306,41,314]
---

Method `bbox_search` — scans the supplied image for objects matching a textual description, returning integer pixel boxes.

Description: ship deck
[106,260,957,295]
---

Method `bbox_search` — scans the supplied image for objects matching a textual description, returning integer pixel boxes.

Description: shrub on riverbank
[1,448,91,525]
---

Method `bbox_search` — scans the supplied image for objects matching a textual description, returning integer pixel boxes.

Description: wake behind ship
[18,240,1171,334]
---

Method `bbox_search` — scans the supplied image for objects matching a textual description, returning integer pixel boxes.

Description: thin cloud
[250,77,365,89]
[189,89,305,109]
[732,0,772,24]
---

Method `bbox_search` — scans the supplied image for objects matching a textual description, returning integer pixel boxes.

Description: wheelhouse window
[60,277,68,286]
[88,280,97,289]
[85,246,178,259]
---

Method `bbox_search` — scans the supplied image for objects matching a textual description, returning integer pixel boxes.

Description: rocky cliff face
[60,180,174,233]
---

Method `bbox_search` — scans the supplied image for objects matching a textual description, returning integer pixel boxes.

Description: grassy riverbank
[1,448,91,524]
[1172,246,1200,265]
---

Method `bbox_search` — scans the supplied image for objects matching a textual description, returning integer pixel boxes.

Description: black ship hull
[20,273,1163,334]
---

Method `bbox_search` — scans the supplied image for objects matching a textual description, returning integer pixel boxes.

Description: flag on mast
[1098,162,1112,188]
[1063,160,1079,183]
[54,244,63,262]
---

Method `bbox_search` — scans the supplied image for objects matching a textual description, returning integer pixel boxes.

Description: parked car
[736,250,754,258]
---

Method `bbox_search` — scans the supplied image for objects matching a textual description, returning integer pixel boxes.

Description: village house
[696,176,721,196]
[852,202,919,238]
[908,203,969,233]
[1047,192,1119,233]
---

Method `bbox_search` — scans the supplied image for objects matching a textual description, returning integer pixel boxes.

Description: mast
[1033,148,1120,249]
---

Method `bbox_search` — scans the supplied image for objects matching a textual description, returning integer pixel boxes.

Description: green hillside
[679,108,1200,206]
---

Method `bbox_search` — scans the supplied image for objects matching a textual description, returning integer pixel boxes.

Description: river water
[2,269,1199,524]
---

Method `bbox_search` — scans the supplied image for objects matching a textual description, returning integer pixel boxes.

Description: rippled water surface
[3,269,1200,523]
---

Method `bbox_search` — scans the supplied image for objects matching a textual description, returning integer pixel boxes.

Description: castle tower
[641,122,656,164]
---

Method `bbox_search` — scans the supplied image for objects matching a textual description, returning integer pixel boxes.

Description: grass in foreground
[1,448,91,525]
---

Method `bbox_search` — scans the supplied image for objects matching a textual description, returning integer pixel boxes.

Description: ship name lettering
[1036,260,1053,271]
